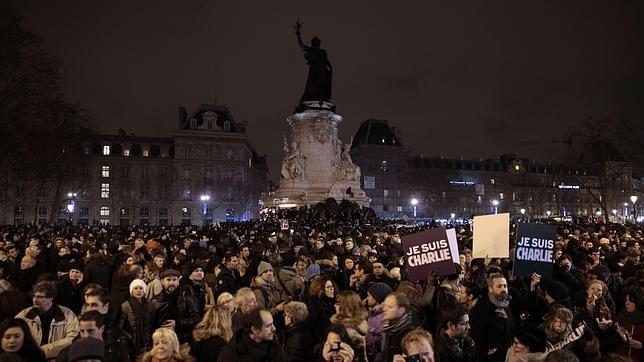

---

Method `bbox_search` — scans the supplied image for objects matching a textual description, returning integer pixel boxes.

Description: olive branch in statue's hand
[294,18,303,34]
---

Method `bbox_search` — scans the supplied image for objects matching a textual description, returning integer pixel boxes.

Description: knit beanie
[306,264,321,281]
[368,282,393,304]
[129,279,147,295]
[69,338,105,362]
[257,261,273,276]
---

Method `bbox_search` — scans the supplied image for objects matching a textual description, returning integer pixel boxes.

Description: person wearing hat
[505,323,547,361]
[365,282,392,360]
[67,337,105,362]
[56,259,87,315]
[120,279,148,358]
[146,269,200,347]
[249,261,290,316]
[180,263,214,315]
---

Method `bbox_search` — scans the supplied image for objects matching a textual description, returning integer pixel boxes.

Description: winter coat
[83,255,114,289]
[120,296,149,355]
[142,350,195,362]
[280,322,313,362]
[217,328,285,362]
[180,279,214,315]
[366,304,386,359]
[192,335,227,362]
[16,304,80,359]
[250,275,290,312]
[434,330,478,362]
[378,314,414,362]
[55,275,87,315]
[330,314,368,362]
[146,287,201,345]
[469,295,515,362]
[276,266,305,300]
[214,266,240,298]
[305,296,335,345]
[13,265,42,293]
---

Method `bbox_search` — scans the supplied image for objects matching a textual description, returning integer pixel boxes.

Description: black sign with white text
[513,223,557,278]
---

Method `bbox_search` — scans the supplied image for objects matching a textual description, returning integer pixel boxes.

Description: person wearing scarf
[121,279,149,358]
[470,273,515,362]
[378,293,414,362]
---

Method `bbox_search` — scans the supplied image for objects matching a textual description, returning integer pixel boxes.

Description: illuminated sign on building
[449,181,475,186]
[558,184,580,189]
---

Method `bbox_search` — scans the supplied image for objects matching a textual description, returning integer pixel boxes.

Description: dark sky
[9,1,644,180]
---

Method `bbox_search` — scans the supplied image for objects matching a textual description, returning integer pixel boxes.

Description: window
[181,207,191,225]
[206,147,212,159]
[227,149,234,160]
[512,192,517,201]
[141,183,149,199]
[37,206,47,224]
[122,166,128,177]
[119,208,129,226]
[123,148,130,157]
[442,191,447,199]
[499,192,504,200]
[380,160,388,172]
[161,168,168,179]
[103,145,110,155]
[384,189,389,197]
[142,167,148,179]
[83,145,90,155]
[40,187,47,197]
[477,196,483,204]
[158,208,168,226]
[397,206,403,212]
[101,165,110,178]
[142,146,149,157]
[140,207,149,217]
[79,207,89,225]
[16,185,24,197]
[101,183,110,198]
[160,184,167,199]
[490,178,495,185]
[100,207,110,216]
[183,168,191,179]
[14,206,23,225]
[99,207,110,225]
[184,147,190,158]
[182,184,191,200]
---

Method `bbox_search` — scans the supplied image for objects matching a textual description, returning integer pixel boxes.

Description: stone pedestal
[266,102,369,208]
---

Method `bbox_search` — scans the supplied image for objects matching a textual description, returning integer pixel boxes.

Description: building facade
[1,105,271,225]
[351,119,643,221]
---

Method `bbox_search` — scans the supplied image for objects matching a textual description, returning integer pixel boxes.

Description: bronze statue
[295,19,333,103]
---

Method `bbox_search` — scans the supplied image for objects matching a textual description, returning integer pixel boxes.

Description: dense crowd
[0,201,643,362]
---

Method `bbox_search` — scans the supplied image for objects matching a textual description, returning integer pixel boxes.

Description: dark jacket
[13,265,42,293]
[217,328,285,362]
[83,255,114,289]
[120,296,148,356]
[192,335,227,362]
[280,322,313,362]
[305,296,336,345]
[56,312,132,362]
[214,266,240,298]
[434,330,478,362]
[379,314,414,362]
[469,294,514,362]
[146,287,201,345]
[56,275,87,315]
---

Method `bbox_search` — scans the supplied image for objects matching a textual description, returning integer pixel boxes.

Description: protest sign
[403,227,456,280]
[472,213,510,258]
[513,223,556,278]
[280,219,289,230]
[446,228,460,264]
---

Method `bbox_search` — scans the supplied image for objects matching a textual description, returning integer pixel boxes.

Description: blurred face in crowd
[368,255,378,263]
[405,338,435,362]
[324,280,335,298]
[69,269,82,281]
[457,286,472,304]
[152,335,173,361]
[354,265,364,277]
[465,253,473,264]
[162,276,180,293]
[79,320,104,340]
[459,254,466,266]
[55,239,64,249]
[1,327,24,353]
[7,247,18,259]
[560,258,572,271]
[366,293,378,308]
[227,256,239,270]
[32,291,53,313]
[20,256,35,270]
[218,294,234,311]
[154,256,165,269]
[552,317,566,334]
[489,276,509,301]
[373,262,385,276]
[626,294,637,313]
[512,338,529,356]
[134,239,144,250]
[190,267,204,282]
[344,258,354,270]
[26,246,39,258]
[315,239,325,251]
[383,295,404,321]
[251,310,276,342]
[296,260,308,274]
[85,295,109,315]
[588,282,603,298]
[126,256,134,265]
[131,284,145,299]
[331,255,339,268]
[238,292,258,314]
[591,251,601,263]
[345,240,354,250]
[241,247,250,258]
[447,314,470,337]
[260,269,274,284]
[585,241,594,250]
[59,246,70,257]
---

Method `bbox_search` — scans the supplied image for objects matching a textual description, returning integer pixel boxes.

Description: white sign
[472,213,510,258]
[363,176,375,189]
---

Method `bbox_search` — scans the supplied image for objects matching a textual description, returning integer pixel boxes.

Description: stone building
[2,105,271,225]
[351,119,643,221]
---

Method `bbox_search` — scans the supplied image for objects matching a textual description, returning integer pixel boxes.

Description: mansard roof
[178,104,246,133]
[351,119,402,149]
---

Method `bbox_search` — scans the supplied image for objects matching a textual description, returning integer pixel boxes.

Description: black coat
[217,329,285,362]
[214,266,240,298]
[84,255,114,289]
[280,323,313,362]
[56,275,87,315]
[305,296,335,345]
[469,295,515,362]
[433,330,478,362]
[192,335,227,362]
[146,287,201,345]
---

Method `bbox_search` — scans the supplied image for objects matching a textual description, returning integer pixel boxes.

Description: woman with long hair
[143,328,194,362]
[305,276,337,346]
[543,307,574,349]
[192,306,233,362]
[614,289,644,361]
[329,290,368,362]
[0,318,46,362]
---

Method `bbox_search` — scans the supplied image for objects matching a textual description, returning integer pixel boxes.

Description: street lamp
[546,210,551,217]
[411,197,418,218]
[632,196,639,221]
[66,192,77,224]
[450,213,456,219]
[492,199,499,214]
[200,195,210,223]
[520,208,526,215]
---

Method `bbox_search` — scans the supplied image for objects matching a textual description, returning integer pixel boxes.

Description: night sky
[8,1,644,180]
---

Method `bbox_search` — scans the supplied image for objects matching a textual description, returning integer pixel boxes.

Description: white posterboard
[472,213,510,258]
[446,228,461,264]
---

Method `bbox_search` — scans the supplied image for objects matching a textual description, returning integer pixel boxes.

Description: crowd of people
[0,200,643,362]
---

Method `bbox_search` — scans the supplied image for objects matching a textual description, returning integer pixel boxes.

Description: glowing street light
[520,208,526,215]
[411,197,418,218]
[546,210,551,217]
[200,194,210,219]
[612,209,617,215]
[492,199,499,214]
[631,195,638,204]
[450,213,456,219]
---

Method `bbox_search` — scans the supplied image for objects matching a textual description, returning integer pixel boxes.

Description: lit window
[397,206,403,212]
[103,145,110,155]
[500,193,504,200]
[100,207,110,216]
[123,148,130,156]
[143,148,149,157]
[101,183,110,198]
[384,189,389,197]
[490,178,495,185]
[380,160,388,172]
[101,165,110,178]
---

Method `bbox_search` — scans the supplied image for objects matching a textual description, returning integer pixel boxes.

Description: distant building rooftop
[351,119,402,148]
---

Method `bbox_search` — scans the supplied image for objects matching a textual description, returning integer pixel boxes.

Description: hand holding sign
[402,228,456,281]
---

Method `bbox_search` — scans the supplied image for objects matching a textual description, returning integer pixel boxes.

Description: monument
[265,20,369,208]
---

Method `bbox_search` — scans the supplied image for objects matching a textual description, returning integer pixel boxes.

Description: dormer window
[103,145,110,155]
[223,121,231,131]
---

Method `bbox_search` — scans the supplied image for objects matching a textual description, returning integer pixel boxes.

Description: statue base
[263,103,369,209]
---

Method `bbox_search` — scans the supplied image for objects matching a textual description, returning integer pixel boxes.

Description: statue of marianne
[295,19,333,103]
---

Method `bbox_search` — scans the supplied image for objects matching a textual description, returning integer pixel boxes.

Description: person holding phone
[392,328,435,362]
